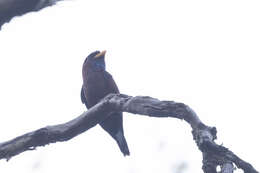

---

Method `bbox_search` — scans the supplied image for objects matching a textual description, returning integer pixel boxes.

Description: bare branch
[0,0,62,29]
[0,93,258,173]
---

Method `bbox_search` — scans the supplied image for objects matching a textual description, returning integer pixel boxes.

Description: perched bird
[81,50,130,156]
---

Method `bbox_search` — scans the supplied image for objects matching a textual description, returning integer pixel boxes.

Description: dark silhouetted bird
[81,50,130,156]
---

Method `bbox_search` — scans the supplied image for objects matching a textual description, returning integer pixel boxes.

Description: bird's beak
[95,50,106,58]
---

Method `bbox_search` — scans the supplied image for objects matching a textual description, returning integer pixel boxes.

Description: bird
[81,50,130,156]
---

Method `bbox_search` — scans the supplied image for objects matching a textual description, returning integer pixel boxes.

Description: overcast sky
[0,0,259,173]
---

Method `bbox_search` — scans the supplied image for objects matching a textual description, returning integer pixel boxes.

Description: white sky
[0,0,259,172]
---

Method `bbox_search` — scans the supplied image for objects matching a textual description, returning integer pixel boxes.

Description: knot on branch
[192,123,217,149]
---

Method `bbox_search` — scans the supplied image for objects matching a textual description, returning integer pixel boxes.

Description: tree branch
[0,93,258,173]
[0,0,62,29]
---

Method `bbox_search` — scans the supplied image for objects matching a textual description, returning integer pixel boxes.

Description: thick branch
[0,0,62,29]
[0,93,258,173]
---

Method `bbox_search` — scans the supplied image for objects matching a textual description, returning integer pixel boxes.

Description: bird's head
[83,50,106,71]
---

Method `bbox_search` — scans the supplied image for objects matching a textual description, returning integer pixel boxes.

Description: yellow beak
[95,50,106,58]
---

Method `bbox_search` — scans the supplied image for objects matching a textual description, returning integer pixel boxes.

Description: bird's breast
[84,71,116,107]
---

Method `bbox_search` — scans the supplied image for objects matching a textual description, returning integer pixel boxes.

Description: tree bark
[0,93,258,173]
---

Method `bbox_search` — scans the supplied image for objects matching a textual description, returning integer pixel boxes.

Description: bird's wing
[103,71,119,93]
[81,86,89,108]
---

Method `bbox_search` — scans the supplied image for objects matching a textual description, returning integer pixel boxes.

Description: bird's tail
[114,131,130,156]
